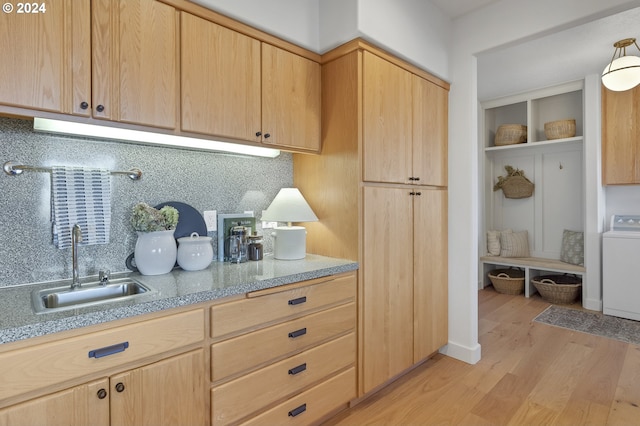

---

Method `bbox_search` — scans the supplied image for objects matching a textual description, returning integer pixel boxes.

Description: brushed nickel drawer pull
[288,403,307,417]
[288,296,307,306]
[88,341,129,359]
[288,327,307,338]
[288,363,307,375]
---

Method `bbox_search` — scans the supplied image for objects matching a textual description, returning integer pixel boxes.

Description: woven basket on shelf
[532,274,582,304]
[495,124,527,146]
[488,268,525,295]
[501,175,534,199]
[544,119,576,140]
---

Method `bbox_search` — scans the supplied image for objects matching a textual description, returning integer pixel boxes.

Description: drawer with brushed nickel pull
[211,333,355,425]
[211,302,355,382]
[210,272,356,340]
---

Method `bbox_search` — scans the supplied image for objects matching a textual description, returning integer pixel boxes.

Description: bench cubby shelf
[480,80,587,304]
[480,256,585,297]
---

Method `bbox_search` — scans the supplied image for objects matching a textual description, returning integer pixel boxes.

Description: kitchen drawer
[0,309,204,401]
[212,302,355,382]
[240,367,356,426]
[212,332,355,425]
[211,272,356,339]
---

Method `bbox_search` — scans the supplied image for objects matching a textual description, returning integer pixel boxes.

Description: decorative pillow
[500,230,530,257]
[560,229,584,266]
[487,230,501,256]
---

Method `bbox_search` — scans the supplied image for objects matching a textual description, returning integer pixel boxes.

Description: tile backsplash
[0,117,293,286]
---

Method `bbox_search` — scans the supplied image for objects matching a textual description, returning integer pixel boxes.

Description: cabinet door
[0,0,90,115]
[262,43,321,152]
[181,12,261,140]
[362,186,414,393]
[413,76,448,187]
[362,52,412,184]
[92,0,177,128]
[602,85,640,184]
[110,349,205,426]
[0,378,109,426]
[413,188,448,362]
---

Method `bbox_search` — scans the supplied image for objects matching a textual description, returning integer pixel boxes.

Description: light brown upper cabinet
[92,0,178,128]
[181,12,321,152]
[0,0,177,128]
[413,75,448,187]
[262,43,321,152]
[602,84,640,185]
[180,12,261,141]
[363,52,448,186]
[0,0,91,115]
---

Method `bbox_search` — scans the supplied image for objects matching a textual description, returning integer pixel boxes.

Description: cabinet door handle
[255,131,262,137]
[88,341,129,359]
[409,192,415,196]
[414,177,420,181]
[288,296,307,306]
[115,382,125,393]
[415,191,422,196]
[80,101,89,110]
[264,133,271,139]
[288,403,307,417]
[96,104,105,113]
[288,363,307,375]
[97,388,108,399]
[288,327,307,338]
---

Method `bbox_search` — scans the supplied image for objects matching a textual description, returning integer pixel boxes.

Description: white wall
[318,0,359,53]
[190,0,321,51]
[354,0,451,80]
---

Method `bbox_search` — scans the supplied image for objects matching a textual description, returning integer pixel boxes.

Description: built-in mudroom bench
[479,79,596,306]
[480,256,585,297]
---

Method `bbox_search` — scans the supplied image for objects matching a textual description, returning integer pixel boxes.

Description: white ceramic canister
[177,232,213,271]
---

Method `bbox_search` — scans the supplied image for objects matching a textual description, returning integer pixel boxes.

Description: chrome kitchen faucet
[71,224,82,289]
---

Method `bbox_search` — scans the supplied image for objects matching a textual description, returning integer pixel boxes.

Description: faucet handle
[99,269,111,285]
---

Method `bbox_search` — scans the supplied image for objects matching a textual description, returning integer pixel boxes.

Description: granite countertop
[0,254,358,345]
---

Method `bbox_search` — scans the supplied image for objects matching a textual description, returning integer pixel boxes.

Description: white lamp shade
[261,188,318,223]
[602,55,640,91]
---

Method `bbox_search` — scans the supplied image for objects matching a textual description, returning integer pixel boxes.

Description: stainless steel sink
[32,278,154,313]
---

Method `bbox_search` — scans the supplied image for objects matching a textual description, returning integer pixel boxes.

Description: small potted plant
[131,203,179,275]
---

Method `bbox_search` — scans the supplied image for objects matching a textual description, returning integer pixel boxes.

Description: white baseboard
[439,341,482,364]
[584,297,603,312]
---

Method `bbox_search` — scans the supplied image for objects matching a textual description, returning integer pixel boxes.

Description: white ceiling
[430,0,501,19]
[477,6,640,100]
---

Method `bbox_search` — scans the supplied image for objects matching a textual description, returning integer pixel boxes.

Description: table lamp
[261,188,318,260]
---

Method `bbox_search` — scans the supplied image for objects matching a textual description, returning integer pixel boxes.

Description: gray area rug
[534,305,640,346]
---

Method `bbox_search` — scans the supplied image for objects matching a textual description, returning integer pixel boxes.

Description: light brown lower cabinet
[210,272,357,425]
[362,186,448,393]
[0,271,357,425]
[0,378,109,426]
[0,349,205,426]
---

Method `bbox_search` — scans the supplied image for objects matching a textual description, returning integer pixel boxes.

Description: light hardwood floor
[324,287,640,425]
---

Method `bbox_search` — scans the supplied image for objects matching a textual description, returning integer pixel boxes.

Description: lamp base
[272,226,307,260]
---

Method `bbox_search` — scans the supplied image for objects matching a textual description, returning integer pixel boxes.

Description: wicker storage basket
[532,274,582,304]
[501,175,534,199]
[495,124,527,146]
[488,268,525,295]
[544,119,576,140]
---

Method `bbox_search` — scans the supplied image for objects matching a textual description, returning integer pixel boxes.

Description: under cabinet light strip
[33,118,281,158]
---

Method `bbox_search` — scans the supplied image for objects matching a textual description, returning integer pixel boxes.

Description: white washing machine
[603,215,640,321]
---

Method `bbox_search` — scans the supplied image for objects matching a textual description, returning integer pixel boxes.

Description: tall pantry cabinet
[293,40,449,396]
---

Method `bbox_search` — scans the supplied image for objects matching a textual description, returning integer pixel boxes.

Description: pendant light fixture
[602,38,640,91]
